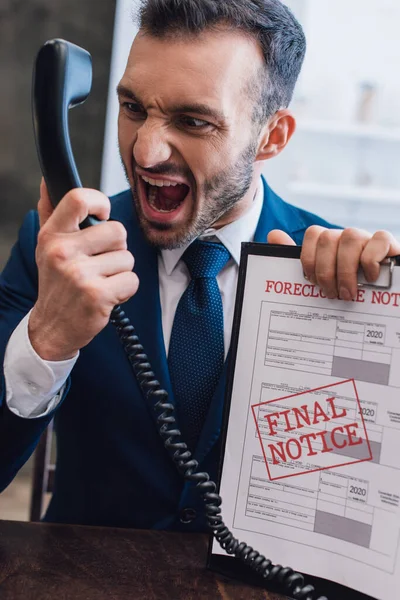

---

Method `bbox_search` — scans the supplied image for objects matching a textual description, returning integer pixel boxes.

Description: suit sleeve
[0,210,70,492]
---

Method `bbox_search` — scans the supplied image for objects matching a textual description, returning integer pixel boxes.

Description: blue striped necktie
[168,240,231,451]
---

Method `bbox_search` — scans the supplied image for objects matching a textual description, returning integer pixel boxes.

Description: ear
[255,109,296,162]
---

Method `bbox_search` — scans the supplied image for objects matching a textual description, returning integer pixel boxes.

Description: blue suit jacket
[0,177,336,531]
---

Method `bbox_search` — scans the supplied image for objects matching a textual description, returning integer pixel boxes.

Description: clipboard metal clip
[357,257,395,290]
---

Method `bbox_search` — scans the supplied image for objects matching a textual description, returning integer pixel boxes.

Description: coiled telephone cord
[110,305,328,600]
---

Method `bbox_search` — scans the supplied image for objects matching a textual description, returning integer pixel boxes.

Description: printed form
[213,252,400,600]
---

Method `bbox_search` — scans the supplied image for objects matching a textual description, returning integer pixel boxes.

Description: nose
[133,118,172,169]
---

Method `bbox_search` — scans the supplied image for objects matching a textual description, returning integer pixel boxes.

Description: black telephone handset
[32,39,328,600]
[32,39,100,228]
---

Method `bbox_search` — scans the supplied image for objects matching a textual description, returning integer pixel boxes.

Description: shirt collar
[160,179,264,276]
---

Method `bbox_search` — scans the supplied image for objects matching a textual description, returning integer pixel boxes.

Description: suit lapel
[254,175,307,242]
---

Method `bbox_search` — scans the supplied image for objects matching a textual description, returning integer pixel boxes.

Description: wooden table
[0,520,283,599]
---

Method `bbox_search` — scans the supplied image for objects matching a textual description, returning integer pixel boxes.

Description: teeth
[141,175,179,187]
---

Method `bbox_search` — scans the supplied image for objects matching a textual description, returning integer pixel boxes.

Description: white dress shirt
[4,181,263,419]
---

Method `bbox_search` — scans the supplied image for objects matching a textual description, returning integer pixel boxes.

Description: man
[0,0,399,531]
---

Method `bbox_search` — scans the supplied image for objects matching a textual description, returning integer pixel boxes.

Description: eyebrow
[116,84,226,123]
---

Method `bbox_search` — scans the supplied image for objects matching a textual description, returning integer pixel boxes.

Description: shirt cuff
[4,309,79,418]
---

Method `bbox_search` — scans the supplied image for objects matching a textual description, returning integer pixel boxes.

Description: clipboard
[207,243,400,600]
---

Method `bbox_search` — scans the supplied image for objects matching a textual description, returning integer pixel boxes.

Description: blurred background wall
[0,0,117,269]
[272,0,400,237]
[0,0,116,519]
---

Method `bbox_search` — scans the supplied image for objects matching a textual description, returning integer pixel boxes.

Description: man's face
[117,28,265,249]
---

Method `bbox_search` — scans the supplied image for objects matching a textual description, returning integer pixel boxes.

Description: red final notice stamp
[251,379,372,481]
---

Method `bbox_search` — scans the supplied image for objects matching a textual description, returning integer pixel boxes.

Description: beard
[119,136,259,250]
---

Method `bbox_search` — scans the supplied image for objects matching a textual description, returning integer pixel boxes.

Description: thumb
[267,229,297,246]
[37,178,55,229]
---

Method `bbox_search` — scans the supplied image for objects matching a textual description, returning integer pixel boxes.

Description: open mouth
[141,175,190,215]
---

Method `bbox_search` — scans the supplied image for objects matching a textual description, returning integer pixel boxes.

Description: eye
[179,116,212,129]
[123,102,146,117]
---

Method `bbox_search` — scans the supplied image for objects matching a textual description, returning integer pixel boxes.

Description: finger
[87,250,135,278]
[45,188,111,234]
[102,271,140,305]
[300,226,328,284]
[267,230,296,245]
[360,231,400,282]
[336,228,371,299]
[314,229,343,299]
[72,220,128,256]
[37,178,55,229]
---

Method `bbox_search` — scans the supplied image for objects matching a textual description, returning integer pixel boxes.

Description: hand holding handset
[31,39,328,600]
[30,39,138,361]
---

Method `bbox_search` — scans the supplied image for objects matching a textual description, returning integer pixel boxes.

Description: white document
[213,248,400,600]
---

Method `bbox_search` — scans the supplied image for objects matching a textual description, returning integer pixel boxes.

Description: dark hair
[137,0,306,125]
